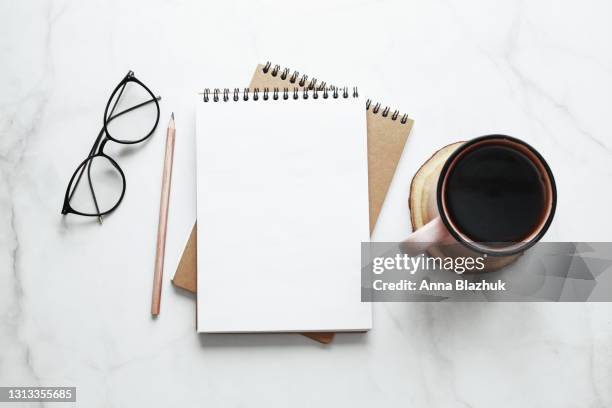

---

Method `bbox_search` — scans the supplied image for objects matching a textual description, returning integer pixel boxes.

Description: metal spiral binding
[365,98,409,124]
[262,61,328,90]
[202,61,411,124]
[202,86,357,102]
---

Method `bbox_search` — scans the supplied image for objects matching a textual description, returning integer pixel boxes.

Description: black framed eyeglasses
[62,70,161,222]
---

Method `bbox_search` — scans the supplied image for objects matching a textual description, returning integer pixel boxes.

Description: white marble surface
[1,0,612,406]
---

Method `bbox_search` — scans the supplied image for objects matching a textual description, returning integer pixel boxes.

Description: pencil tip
[171,112,174,120]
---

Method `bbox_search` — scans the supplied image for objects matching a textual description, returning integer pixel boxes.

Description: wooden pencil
[151,113,176,316]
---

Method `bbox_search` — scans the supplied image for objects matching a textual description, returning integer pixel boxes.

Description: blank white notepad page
[196,93,370,333]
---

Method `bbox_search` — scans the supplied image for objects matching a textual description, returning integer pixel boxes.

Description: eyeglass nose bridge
[98,138,111,154]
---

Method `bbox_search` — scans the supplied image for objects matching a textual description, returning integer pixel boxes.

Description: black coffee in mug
[437,135,556,254]
[444,145,546,242]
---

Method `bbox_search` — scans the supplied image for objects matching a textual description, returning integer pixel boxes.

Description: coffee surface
[444,145,546,243]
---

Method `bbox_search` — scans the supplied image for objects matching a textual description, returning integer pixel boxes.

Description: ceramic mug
[404,135,557,259]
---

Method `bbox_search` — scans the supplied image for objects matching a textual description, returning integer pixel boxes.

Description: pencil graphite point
[168,112,175,130]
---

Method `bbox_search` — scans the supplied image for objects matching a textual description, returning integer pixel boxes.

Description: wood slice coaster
[409,142,465,231]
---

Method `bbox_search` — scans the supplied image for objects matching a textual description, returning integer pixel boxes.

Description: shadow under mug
[405,135,557,257]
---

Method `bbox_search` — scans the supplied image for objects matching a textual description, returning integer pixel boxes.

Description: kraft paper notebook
[196,86,371,333]
[173,63,414,340]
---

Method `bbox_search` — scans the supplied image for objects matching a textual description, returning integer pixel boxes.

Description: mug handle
[401,217,454,256]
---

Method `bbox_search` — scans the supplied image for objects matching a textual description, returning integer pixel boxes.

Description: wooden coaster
[409,142,464,231]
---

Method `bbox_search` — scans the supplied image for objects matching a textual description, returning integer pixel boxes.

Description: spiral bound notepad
[195,86,371,333]
[174,62,413,341]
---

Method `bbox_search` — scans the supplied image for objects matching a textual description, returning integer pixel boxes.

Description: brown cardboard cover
[172,64,413,344]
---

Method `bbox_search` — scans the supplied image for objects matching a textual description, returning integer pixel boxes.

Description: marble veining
[1,0,611,406]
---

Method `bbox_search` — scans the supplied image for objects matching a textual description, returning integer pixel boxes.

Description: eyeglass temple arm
[67,127,104,202]
[104,95,162,129]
